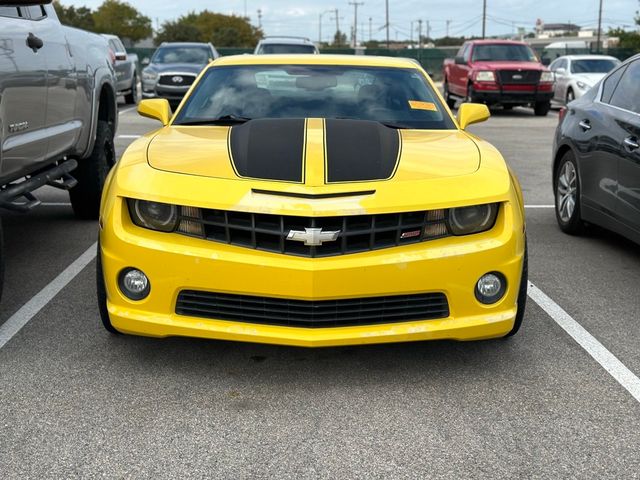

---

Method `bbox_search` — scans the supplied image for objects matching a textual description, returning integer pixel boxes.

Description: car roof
[467,39,529,45]
[213,54,422,69]
[557,54,620,61]
[159,42,212,48]
[258,37,315,46]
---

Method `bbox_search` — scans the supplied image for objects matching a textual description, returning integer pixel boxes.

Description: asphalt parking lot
[1,102,639,478]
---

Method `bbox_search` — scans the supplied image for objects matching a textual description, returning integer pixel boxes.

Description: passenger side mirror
[141,57,150,66]
[457,103,490,130]
[554,67,566,76]
[454,56,466,65]
[541,58,551,66]
[114,52,127,61]
[138,99,171,126]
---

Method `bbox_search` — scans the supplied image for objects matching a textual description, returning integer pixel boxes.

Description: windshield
[472,44,538,62]
[174,65,455,130]
[571,59,620,74]
[152,46,211,64]
[259,44,317,54]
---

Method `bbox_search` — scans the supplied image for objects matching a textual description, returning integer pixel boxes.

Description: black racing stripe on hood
[325,119,400,183]
[229,119,305,183]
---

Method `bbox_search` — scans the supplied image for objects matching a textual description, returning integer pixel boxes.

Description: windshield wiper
[177,114,252,126]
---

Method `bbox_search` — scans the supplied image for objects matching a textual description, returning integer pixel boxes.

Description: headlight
[142,70,158,81]
[127,199,178,232]
[540,71,554,83]
[475,71,495,82]
[447,203,499,236]
[576,81,590,90]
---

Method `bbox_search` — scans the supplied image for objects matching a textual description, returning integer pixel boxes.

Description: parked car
[102,34,139,104]
[443,40,555,116]
[0,1,118,300]
[98,55,528,345]
[549,55,621,105]
[254,36,319,54]
[553,54,640,245]
[141,42,219,108]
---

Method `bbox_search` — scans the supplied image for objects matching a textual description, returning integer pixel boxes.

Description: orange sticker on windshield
[408,100,438,111]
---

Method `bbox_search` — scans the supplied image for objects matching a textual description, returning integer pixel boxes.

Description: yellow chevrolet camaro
[97,54,527,347]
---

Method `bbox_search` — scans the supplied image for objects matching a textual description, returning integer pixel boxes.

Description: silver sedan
[549,55,620,105]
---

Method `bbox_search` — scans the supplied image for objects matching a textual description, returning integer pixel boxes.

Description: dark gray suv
[141,42,219,108]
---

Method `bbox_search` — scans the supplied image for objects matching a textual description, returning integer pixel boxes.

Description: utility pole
[426,20,430,44]
[446,19,452,37]
[369,17,372,41]
[482,0,487,39]
[349,2,364,48]
[318,9,332,44]
[410,20,414,45]
[596,0,603,53]
[257,9,262,29]
[385,0,390,48]
[417,19,423,49]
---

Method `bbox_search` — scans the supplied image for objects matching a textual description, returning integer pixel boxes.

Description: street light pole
[482,0,487,39]
[385,0,390,48]
[319,9,333,44]
[349,2,364,48]
[596,0,603,53]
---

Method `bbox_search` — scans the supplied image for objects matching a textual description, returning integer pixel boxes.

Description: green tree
[93,0,152,43]
[54,1,95,31]
[155,11,262,47]
[332,30,348,47]
[609,28,640,50]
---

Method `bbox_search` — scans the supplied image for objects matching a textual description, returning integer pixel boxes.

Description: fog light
[118,268,150,301]
[475,272,506,304]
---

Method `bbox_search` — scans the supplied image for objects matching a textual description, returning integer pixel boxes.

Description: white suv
[254,36,319,55]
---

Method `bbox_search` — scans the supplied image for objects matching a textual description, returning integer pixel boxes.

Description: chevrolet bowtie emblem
[286,228,341,246]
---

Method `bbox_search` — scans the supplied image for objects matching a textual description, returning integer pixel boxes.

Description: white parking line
[525,205,554,209]
[119,106,137,115]
[40,202,72,206]
[0,243,97,350]
[528,281,640,403]
[118,134,141,139]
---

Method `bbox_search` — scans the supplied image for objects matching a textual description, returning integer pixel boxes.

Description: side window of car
[601,65,627,104]
[0,7,22,18]
[463,44,471,62]
[609,60,640,114]
[26,6,46,19]
[455,44,465,58]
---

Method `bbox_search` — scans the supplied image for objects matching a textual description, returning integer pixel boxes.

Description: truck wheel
[443,81,456,109]
[465,85,475,104]
[534,101,550,116]
[69,120,115,220]
[0,219,4,303]
[96,242,120,334]
[125,74,138,105]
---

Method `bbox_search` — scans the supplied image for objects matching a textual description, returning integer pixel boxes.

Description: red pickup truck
[443,40,554,116]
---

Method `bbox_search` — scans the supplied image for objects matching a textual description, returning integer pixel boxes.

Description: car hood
[147,119,481,185]
[571,72,606,86]
[473,61,545,71]
[147,63,206,75]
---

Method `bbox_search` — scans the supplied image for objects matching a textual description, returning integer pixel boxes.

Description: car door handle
[578,120,591,131]
[27,32,44,52]
[624,136,639,151]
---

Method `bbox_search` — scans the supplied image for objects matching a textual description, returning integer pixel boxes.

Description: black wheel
[124,74,138,105]
[96,242,120,334]
[566,88,575,105]
[0,219,4,303]
[465,84,475,103]
[443,80,456,109]
[554,151,585,235]
[505,240,528,337]
[69,120,115,220]
[534,101,550,116]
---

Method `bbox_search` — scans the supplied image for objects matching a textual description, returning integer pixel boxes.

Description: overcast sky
[64,0,638,42]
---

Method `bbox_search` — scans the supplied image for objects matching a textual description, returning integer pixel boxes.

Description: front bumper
[100,198,525,347]
[472,85,554,105]
[141,82,189,103]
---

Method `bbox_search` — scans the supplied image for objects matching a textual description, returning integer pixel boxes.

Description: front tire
[534,101,550,116]
[443,80,456,109]
[96,242,120,334]
[124,74,138,105]
[505,240,528,337]
[566,88,575,105]
[0,219,4,303]
[69,120,115,220]
[554,151,585,235]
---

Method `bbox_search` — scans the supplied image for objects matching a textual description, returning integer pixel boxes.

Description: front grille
[497,70,541,85]
[176,291,450,327]
[177,208,450,257]
[157,74,196,87]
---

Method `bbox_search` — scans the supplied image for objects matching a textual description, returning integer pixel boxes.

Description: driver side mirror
[141,57,150,66]
[554,67,566,76]
[114,51,127,61]
[138,99,171,126]
[454,56,466,65]
[457,103,490,130]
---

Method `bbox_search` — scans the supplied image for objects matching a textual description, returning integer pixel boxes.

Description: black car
[141,42,219,108]
[552,53,640,245]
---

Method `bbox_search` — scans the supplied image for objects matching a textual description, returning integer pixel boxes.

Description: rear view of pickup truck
[443,40,554,116]
[0,2,118,300]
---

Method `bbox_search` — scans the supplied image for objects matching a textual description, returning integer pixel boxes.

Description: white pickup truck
[0,0,118,299]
